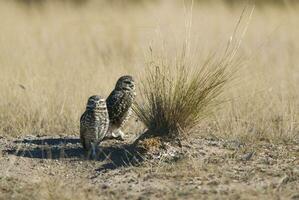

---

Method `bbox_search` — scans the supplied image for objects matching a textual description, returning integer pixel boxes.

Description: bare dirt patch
[0,135,298,200]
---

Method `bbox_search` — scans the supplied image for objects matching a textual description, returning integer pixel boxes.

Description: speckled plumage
[80,95,109,158]
[105,75,136,140]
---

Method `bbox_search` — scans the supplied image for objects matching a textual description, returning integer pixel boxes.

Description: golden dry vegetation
[0,1,298,199]
[0,0,298,143]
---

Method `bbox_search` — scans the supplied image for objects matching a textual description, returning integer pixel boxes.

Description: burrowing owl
[105,75,136,140]
[80,95,109,159]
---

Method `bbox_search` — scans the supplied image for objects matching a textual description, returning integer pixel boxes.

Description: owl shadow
[5,137,145,171]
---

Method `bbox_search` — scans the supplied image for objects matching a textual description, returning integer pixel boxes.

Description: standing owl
[80,95,109,159]
[105,75,136,140]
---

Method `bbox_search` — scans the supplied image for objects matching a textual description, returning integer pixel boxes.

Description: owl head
[86,95,106,110]
[115,75,135,92]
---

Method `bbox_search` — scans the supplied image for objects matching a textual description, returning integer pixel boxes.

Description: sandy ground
[0,134,298,200]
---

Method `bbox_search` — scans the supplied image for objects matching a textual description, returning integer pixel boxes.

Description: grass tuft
[134,53,238,138]
[133,5,254,139]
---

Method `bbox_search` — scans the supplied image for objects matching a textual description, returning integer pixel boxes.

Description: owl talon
[114,135,125,141]
[112,130,125,141]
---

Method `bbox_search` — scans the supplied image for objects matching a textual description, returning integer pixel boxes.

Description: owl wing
[119,108,131,128]
[97,112,109,141]
[79,112,88,149]
[106,90,124,109]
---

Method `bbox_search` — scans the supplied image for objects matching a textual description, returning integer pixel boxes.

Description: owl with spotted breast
[80,95,109,159]
[105,75,136,140]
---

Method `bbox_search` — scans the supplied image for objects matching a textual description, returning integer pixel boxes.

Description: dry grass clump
[133,6,253,139]
[134,54,237,138]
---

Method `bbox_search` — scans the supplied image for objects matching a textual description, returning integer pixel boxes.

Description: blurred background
[12,0,299,7]
[0,0,298,142]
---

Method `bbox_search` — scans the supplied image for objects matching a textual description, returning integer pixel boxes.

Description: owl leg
[90,142,97,160]
[111,129,125,141]
[84,142,92,159]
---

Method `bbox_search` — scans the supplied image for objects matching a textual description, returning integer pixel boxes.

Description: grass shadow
[96,144,144,172]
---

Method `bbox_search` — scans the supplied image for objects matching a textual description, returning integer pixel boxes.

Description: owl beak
[123,87,131,91]
[129,84,135,89]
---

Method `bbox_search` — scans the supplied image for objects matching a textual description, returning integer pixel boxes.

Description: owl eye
[123,81,131,84]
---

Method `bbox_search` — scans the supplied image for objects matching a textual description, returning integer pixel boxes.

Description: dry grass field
[0,0,298,199]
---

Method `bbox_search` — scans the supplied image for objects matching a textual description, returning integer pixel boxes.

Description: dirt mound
[0,135,298,199]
